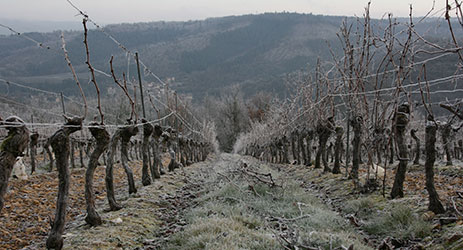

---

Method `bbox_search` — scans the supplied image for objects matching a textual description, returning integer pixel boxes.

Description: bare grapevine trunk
[0,116,29,213]
[298,129,307,166]
[150,140,161,179]
[321,131,331,172]
[142,120,153,186]
[45,138,54,172]
[179,137,187,167]
[440,123,453,166]
[85,123,110,226]
[410,129,420,165]
[317,118,333,172]
[306,130,313,166]
[121,125,139,194]
[270,142,276,163]
[458,140,463,160]
[281,136,290,164]
[167,137,176,172]
[133,141,139,160]
[291,131,298,164]
[391,104,410,199]
[46,116,83,250]
[424,119,445,214]
[79,140,85,168]
[387,128,394,164]
[332,126,344,174]
[29,132,39,174]
[190,140,196,164]
[374,128,384,165]
[350,115,362,186]
[70,139,75,169]
[151,124,163,178]
[105,129,123,211]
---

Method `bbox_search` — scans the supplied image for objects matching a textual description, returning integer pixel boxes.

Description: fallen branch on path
[248,185,262,197]
[273,214,312,222]
[217,172,242,191]
[239,164,281,187]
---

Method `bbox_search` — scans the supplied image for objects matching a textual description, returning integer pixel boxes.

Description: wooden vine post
[390,103,410,199]
[135,52,154,186]
[110,55,139,194]
[424,116,445,214]
[142,119,154,186]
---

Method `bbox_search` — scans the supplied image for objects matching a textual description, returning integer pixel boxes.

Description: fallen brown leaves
[0,160,143,250]
[383,164,463,214]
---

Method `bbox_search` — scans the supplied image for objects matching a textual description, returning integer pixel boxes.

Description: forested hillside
[0,13,459,99]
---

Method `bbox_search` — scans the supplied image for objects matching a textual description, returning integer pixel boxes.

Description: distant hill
[0,13,461,100]
[0,18,84,35]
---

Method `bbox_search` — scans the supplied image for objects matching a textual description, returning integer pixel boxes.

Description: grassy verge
[285,162,443,248]
[163,155,370,249]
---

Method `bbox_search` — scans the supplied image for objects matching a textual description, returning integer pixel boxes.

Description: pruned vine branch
[83,18,104,124]
[109,56,137,122]
[60,32,87,119]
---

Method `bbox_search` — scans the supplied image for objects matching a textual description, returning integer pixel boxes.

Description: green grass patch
[343,197,376,218]
[363,204,432,240]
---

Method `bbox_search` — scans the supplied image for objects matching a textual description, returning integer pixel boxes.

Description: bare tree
[214,86,250,152]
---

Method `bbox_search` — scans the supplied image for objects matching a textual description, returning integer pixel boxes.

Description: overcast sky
[0,0,441,24]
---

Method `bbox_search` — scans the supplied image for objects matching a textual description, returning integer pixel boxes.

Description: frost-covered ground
[8,153,463,249]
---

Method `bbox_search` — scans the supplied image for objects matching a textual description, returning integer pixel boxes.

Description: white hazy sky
[0,0,441,23]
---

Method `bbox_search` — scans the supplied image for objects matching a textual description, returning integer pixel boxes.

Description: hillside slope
[0,13,459,99]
